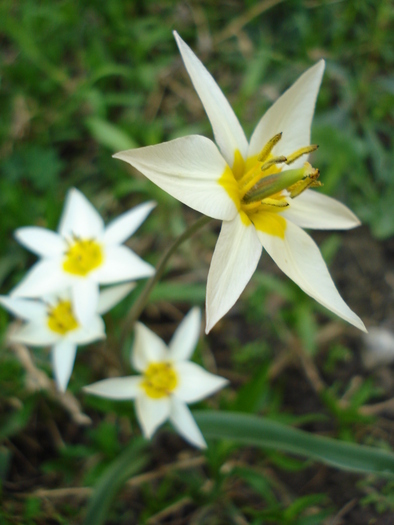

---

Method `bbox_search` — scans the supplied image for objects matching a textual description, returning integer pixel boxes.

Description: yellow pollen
[141,362,178,399]
[63,238,103,276]
[218,135,320,239]
[47,300,79,335]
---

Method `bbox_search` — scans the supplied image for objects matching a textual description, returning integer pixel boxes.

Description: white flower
[11,188,155,325]
[114,32,366,334]
[84,308,228,448]
[0,283,135,391]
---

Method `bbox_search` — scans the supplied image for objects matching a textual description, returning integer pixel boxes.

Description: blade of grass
[194,411,394,476]
[83,441,148,525]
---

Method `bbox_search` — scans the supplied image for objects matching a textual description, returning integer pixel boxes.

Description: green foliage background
[0,0,393,523]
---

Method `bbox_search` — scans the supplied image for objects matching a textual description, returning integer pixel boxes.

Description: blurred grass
[0,0,393,523]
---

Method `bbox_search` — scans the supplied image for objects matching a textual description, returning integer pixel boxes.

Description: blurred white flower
[1,282,135,391]
[84,308,228,448]
[114,32,365,334]
[11,188,155,325]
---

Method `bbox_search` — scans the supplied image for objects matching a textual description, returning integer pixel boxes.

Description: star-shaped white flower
[84,308,228,448]
[1,283,135,391]
[114,32,366,334]
[11,188,155,325]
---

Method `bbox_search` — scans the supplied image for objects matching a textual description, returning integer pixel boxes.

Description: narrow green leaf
[194,411,394,477]
[83,441,147,525]
[85,117,138,152]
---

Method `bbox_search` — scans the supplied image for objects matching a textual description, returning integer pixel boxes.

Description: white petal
[10,321,57,346]
[84,376,142,399]
[68,315,105,344]
[206,214,262,333]
[248,60,325,168]
[10,259,70,298]
[282,190,361,230]
[58,188,104,239]
[174,362,228,403]
[169,397,206,449]
[71,280,99,326]
[94,245,154,284]
[135,395,170,439]
[169,307,201,362]
[0,296,46,321]
[52,341,77,391]
[103,201,156,245]
[114,135,237,221]
[131,322,168,372]
[97,283,136,315]
[174,31,248,168]
[256,219,366,331]
[15,227,66,257]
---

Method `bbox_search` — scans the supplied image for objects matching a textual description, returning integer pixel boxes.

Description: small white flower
[11,188,155,325]
[0,283,135,391]
[114,32,366,334]
[84,308,228,448]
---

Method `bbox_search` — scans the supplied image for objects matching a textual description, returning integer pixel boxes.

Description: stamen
[285,144,318,165]
[257,132,283,162]
[260,155,287,172]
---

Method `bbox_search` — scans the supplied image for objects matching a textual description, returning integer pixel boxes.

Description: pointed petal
[249,61,325,168]
[114,135,237,221]
[169,397,206,448]
[103,201,156,246]
[10,321,57,346]
[10,260,70,298]
[135,395,170,439]
[97,283,136,315]
[15,227,66,257]
[174,362,228,403]
[206,214,262,333]
[72,280,99,326]
[84,376,142,399]
[131,322,168,372]
[256,219,366,331]
[169,307,201,362]
[68,315,105,344]
[0,296,45,321]
[52,340,77,391]
[174,31,248,167]
[283,190,361,230]
[58,188,104,239]
[94,245,154,284]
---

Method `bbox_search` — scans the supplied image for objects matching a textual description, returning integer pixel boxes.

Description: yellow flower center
[141,362,178,399]
[63,237,104,276]
[219,133,321,238]
[47,300,79,335]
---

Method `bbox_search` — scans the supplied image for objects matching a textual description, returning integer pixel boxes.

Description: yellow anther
[141,362,178,399]
[63,238,103,276]
[257,132,283,162]
[47,300,79,335]
[260,155,287,172]
[285,144,318,165]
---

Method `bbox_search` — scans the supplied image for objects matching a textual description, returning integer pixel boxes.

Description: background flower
[84,308,228,448]
[11,188,155,325]
[1,283,135,391]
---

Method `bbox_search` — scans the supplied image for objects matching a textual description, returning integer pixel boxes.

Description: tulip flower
[1,283,135,391]
[84,308,228,448]
[114,32,365,334]
[11,188,155,325]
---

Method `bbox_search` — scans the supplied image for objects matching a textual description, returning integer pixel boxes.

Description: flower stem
[121,215,212,343]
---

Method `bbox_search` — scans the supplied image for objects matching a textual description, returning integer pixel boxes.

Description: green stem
[121,215,212,343]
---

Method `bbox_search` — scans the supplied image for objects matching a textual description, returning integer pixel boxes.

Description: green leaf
[83,440,147,525]
[194,411,394,476]
[85,117,138,152]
